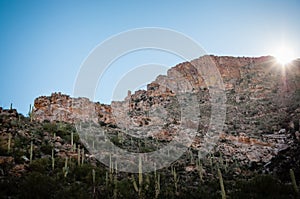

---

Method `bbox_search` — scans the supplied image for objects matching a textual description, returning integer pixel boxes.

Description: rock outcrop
[32,55,300,167]
[33,92,114,125]
[2,55,300,198]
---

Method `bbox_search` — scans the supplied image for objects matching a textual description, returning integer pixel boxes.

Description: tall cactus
[77,145,81,166]
[171,166,180,194]
[105,171,109,189]
[218,168,226,199]
[196,156,203,182]
[132,156,143,198]
[51,149,55,170]
[63,157,69,177]
[138,156,143,189]
[155,173,160,199]
[92,169,96,184]
[109,154,113,183]
[7,133,12,153]
[290,169,299,194]
[113,175,118,199]
[28,104,33,122]
[29,141,33,164]
[71,131,74,150]
[92,169,96,197]
[81,148,85,165]
[132,175,139,195]
[28,104,31,117]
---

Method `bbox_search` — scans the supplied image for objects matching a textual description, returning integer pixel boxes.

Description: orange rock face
[33,92,114,124]
[33,55,300,127]
[31,55,300,165]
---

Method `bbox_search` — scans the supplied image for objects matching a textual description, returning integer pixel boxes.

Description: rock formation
[32,55,300,167]
[33,92,114,125]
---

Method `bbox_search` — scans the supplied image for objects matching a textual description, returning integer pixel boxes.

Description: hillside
[1,55,300,198]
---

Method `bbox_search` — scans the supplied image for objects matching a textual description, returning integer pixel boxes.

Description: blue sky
[0,0,299,114]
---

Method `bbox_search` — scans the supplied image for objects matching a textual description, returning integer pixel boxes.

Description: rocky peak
[32,55,300,167]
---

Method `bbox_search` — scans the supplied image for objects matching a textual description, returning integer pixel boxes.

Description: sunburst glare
[274,46,296,66]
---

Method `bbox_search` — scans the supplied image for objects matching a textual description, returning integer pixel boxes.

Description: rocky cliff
[32,55,300,167]
[33,55,294,124]
[1,55,300,198]
[33,92,114,125]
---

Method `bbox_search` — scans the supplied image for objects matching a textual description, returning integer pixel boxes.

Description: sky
[0,0,299,115]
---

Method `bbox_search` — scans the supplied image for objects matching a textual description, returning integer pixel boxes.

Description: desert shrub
[13,135,28,149]
[18,172,57,199]
[116,178,137,198]
[70,164,95,184]
[195,180,221,199]
[53,123,79,144]
[232,175,294,199]
[43,122,58,134]
[29,158,51,173]
[0,177,20,198]
[0,146,7,156]
[12,148,26,164]
[54,182,91,199]
[40,143,53,155]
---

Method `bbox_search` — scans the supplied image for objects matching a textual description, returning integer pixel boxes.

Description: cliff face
[33,92,114,125]
[33,55,300,126]
[32,55,300,167]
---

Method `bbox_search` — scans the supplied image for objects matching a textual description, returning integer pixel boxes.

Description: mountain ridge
[31,55,300,167]
[1,55,300,198]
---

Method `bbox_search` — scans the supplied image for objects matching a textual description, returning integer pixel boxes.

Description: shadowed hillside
[1,55,300,198]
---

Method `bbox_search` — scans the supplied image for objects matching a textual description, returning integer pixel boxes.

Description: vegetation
[0,110,300,199]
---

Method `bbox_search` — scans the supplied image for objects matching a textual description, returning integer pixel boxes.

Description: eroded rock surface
[32,55,300,167]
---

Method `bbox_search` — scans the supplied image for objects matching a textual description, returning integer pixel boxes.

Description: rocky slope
[1,55,300,198]
[32,55,300,167]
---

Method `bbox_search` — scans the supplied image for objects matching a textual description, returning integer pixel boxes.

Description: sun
[274,46,296,66]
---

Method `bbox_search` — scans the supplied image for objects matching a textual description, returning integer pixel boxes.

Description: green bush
[19,172,57,199]
[29,158,51,173]
[70,164,95,184]
[232,175,294,199]
[0,177,19,198]
[40,143,53,155]
[43,122,58,134]
[54,181,91,199]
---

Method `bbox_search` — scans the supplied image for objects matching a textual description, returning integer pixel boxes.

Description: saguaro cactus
[81,148,85,165]
[29,141,33,163]
[171,166,180,195]
[7,133,12,153]
[218,168,226,199]
[290,169,299,194]
[77,146,81,166]
[51,149,55,170]
[28,104,33,122]
[132,156,143,198]
[63,157,69,177]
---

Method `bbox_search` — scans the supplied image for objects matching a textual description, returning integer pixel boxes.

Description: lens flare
[274,46,296,65]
